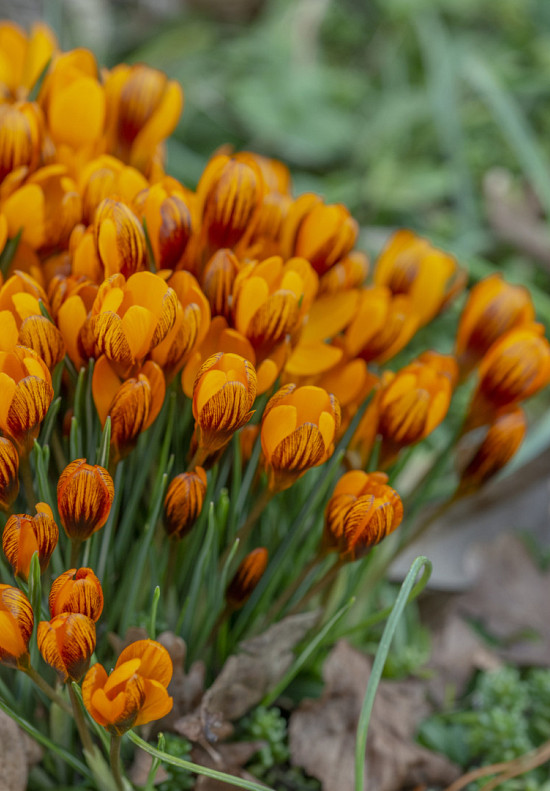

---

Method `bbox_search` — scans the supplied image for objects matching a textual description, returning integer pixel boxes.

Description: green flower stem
[70,538,83,569]
[287,556,344,616]
[22,665,72,715]
[20,456,37,509]
[110,733,125,791]
[265,554,323,621]
[221,487,274,566]
[68,682,95,756]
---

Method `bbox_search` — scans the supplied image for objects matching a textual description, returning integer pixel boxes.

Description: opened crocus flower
[0,102,43,186]
[192,351,257,456]
[0,436,19,511]
[0,343,53,453]
[197,153,265,257]
[457,406,526,497]
[150,270,210,382]
[232,256,317,358]
[467,324,550,428]
[226,547,268,608]
[2,502,58,581]
[201,248,241,319]
[78,155,148,225]
[316,357,377,432]
[344,287,418,364]
[0,584,33,669]
[91,271,178,371]
[37,612,96,682]
[57,458,114,543]
[104,63,183,172]
[2,164,81,250]
[135,181,193,269]
[92,198,147,279]
[82,638,173,734]
[377,352,458,466]
[456,274,535,377]
[374,229,465,326]
[318,251,369,295]
[282,194,358,276]
[261,384,340,492]
[49,274,98,368]
[49,568,104,622]
[164,467,207,540]
[0,21,57,101]
[92,356,165,462]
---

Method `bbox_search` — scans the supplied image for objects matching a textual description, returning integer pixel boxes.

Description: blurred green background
[5,0,550,306]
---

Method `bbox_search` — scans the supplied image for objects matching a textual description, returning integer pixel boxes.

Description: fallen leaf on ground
[289,640,460,791]
[192,741,267,790]
[0,709,42,791]
[128,747,169,786]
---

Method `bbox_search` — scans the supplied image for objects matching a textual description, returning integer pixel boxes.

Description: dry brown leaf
[456,534,550,665]
[128,747,170,786]
[289,640,459,791]
[0,710,42,791]
[192,741,267,790]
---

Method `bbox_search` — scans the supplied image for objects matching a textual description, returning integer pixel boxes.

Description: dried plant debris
[0,709,42,791]
[289,641,459,791]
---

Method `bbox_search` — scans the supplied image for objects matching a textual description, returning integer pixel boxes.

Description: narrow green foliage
[149,586,161,639]
[0,230,21,278]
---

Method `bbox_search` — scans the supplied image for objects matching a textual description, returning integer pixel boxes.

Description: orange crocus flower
[374,229,465,326]
[0,343,53,454]
[0,584,33,669]
[0,22,57,101]
[57,459,114,543]
[37,612,96,682]
[49,273,98,368]
[92,198,147,279]
[92,356,166,462]
[457,406,526,496]
[49,568,104,622]
[226,547,268,608]
[135,181,193,270]
[261,384,340,492]
[104,64,183,173]
[318,251,369,295]
[82,639,173,734]
[0,436,19,511]
[192,352,257,456]
[2,502,58,581]
[91,271,178,371]
[456,274,536,377]
[201,248,241,319]
[164,467,207,540]
[78,155,148,225]
[0,102,43,185]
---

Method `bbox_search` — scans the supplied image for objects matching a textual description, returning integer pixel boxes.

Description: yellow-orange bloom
[104,63,183,172]
[324,472,403,561]
[163,468,207,540]
[282,194,358,276]
[0,102,43,185]
[344,287,418,364]
[91,271,178,370]
[150,270,210,382]
[0,344,53,453]
[57,459,114,543]
[92,356,166,462]
[0,584,33,669]
[232,256,317,357]
[49,568,104,622]
[2,502,58,581]
[135,182,193,269]
[457,407,526,496]
[0,436,19,511]
[377,353,457,464]
[2,164,81,250]
[82,639,173,734]
[201,249,240,319]
[79,156,148,225]
[318,251,369,295]
[466,324,550,427]
[49,274,98,368]
[197,154,265,256]
[92,198,147,279]
[261,384,340,492]
[456,274,536,376]
[226,547,268,608]
[193,352,257,455]
[37,612,96,682]
[374,229,465,326]
[0,22,57,101]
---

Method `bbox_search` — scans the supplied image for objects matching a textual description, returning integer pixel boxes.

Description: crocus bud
[0,436,19,511]
[290,198,358,276]
[82,639,173,733]
[37,612,96,682]
[93,198,146,278]
[3,503,58,581]
[261,384,340,492]
[192,352,257,455]
[136,182,193,269]
[201,249,240,319]
[164,468,207,540]
[457,407,527,496]
[226,548,268,608]
[344,287,418,364]
[456,274,535,377]
[57,459,115,542]
[49,568,104,622]
[0,585,34,669]
[0,102,43,185]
